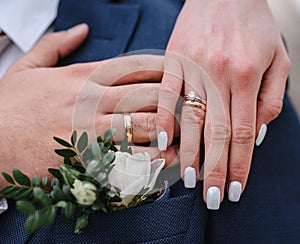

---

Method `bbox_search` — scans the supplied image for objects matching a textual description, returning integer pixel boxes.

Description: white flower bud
[70,179,97,206]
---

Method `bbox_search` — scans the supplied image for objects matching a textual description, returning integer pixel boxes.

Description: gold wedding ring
[183,91,206,112]
[123,113,132,142]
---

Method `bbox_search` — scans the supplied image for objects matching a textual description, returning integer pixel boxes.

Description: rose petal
[148,159,165,190]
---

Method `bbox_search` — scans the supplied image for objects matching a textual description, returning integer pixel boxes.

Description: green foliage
[0,128,160,235]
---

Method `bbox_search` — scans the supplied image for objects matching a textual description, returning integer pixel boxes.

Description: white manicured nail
[206,187,221,210]
[184,167,196,188]
[158,131,168,151]
[255,124,267,146]
[228,181,242,202]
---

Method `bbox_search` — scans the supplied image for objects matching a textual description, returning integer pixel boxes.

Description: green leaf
[56,200,67,208]
[71,131,77,146]
[90,142,102,158]
[75,215,89,234]
[62,202,75,221]
[14,189,33,200]
[64,156,72,165]
[120,136,129,152]
[0,185,15,196]
[104,128,116,142]
[53,137,73,148]
[97,136,103,143]
[77,132,88,153]
[43,207,57,227]
[50,186,65,201]
[82,148,94,163]
[48,168,62,180]
[41,176,48,188]
[33,187,52,208]
[103,151,115,166]
[25,212,44,234]
[32,176,40,187]
[55,149,77,158]
[16,200,36,214]
[51,178,60,188]
[1,172,15,184]
[12,168,31,187]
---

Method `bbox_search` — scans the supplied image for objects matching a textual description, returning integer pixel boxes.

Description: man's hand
[0,25,177,189]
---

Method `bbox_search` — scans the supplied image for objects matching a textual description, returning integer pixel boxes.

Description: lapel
[55,0,140,65]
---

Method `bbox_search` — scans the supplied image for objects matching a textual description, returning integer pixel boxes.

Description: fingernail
[158,131,168,151]
[228,181,242,202]
[184,167,196,188]
[206,187,220,210]
[68,23,88,35]
[255,124,267,146]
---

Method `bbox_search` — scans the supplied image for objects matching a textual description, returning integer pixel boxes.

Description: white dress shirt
[0,0,59,214]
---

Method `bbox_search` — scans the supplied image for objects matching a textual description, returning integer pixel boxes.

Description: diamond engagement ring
[183,91,206,112]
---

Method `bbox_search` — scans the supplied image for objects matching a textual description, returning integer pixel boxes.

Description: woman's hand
[156,0,290,209]
[0,26,178,189]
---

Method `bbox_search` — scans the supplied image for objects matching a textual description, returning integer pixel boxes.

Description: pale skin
[156,0,290,205]
[0,25,179,189]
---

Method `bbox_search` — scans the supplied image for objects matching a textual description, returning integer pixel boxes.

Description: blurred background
[268,0,300,115]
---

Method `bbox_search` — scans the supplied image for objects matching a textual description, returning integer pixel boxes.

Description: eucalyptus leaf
[12,168,31,187]
[82,148,94,163]
[77,132,88,153]
[16,200,36,214]
[55,149,77,158]
[50,185,65,201]
[1,172,15,184]
[104,128,116,142]
[90,142,102,158]
[53,137,73,148]
[71,131,77,146]
[48,169,62,181]
[25,212,44,234]
[33,187,52,208]
[44,207,57,227]
[62,202,75,221]
[41,176,48,188]
[75,215,89,234]
[32,176,40,187]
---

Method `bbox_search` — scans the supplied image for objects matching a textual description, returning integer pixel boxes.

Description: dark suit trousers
[1,0,299,243]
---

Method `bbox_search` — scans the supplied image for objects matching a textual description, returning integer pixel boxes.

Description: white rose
[70,179,97,206]
[108,152,165,206]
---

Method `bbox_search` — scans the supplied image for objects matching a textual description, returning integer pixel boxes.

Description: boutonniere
[0,129,166,234]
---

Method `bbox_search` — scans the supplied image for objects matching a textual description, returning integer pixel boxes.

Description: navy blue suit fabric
[1,0,300,243]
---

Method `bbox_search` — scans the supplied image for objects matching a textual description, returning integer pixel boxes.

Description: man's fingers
[96,113,180,143]
[256,43,290,145]
[7,24,88,73]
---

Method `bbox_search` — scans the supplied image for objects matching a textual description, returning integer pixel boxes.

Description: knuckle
[229,164,249,180]
[208,50,229,75]
[232,123,255,145]
[266,99,283,119]
[205,121,231,144]
[231,59,259,86]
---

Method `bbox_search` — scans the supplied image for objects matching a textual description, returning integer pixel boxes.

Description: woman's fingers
[156,53,183,150]
[256,42,290,145]
[203,87,231,210]
[180,82,206,189]
[96,112,180,143]
[227,90,257,202]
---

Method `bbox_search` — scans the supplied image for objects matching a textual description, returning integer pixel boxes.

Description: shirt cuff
[0,197,8,214]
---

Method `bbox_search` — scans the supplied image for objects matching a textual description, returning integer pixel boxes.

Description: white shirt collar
[0,0,59,52]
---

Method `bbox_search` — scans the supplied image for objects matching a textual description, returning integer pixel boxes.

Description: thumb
[7,23,89,73]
